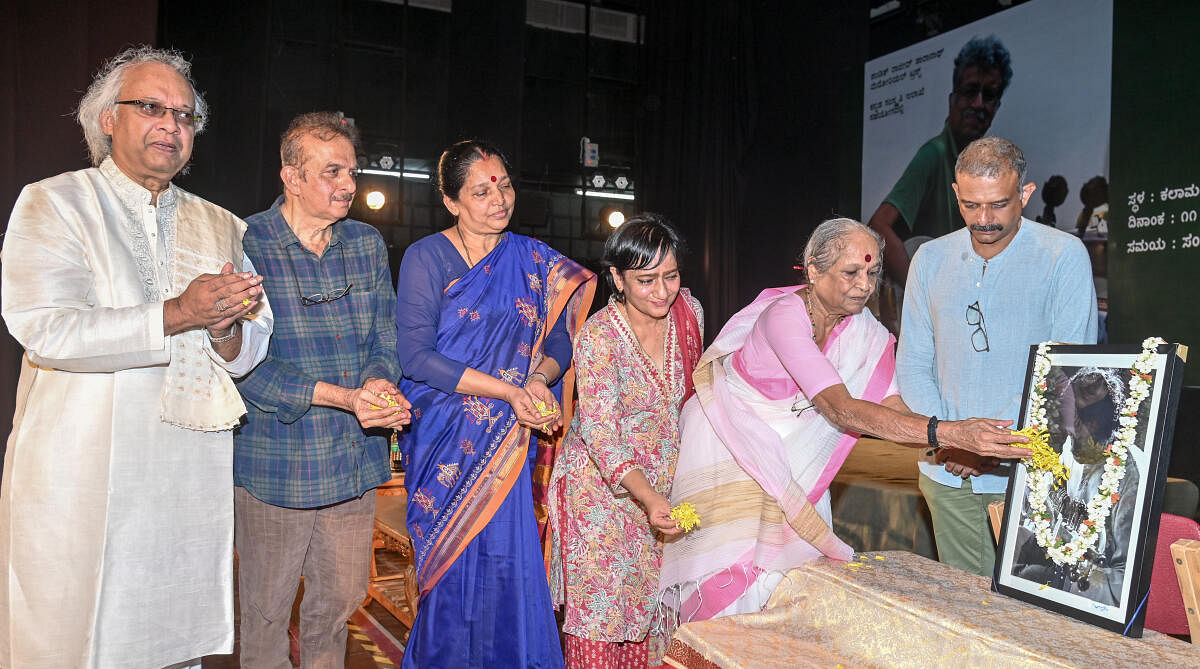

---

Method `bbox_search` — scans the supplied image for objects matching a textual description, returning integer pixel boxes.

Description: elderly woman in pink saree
[659,218,1032,621]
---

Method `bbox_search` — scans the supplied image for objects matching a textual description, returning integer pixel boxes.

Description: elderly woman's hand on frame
[939,418,1031,459]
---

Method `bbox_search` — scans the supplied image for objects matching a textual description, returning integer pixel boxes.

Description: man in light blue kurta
[897,137,1097,577]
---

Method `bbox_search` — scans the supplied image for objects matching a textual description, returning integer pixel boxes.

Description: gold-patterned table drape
[665,551,1200,668]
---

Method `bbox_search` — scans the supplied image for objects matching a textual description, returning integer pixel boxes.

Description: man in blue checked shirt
[897,137,1096,578]
[233,111,412,668]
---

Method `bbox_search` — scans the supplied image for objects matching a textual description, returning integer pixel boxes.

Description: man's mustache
[970,224,1003,232]
[332,193,354,202]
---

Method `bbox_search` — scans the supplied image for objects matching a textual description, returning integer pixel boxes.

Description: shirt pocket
[346,291,374,344]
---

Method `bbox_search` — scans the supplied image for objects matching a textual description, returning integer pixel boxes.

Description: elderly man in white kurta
[0,47,273,669]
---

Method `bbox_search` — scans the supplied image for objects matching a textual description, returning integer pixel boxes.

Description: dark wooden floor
[202,551,411,668]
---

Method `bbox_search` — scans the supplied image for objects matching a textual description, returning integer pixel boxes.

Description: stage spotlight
[365,190,386,210]
[588,202,635,240]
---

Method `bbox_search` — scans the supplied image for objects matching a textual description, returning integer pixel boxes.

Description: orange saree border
[417,423,529,597]
[418,257,596,597]
[532,262,597,571]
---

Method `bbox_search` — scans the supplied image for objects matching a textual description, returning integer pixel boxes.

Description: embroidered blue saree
[396,232,594,668]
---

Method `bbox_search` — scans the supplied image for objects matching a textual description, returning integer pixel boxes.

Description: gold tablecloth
[665,551,1200,668]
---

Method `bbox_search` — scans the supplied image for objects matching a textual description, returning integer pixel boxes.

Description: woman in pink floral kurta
[548,215,702,669]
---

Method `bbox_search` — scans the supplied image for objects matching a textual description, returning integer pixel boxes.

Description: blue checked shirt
[234,197,402,507]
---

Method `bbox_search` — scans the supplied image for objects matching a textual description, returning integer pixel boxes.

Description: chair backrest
[1145,512,1200,635]
[987,500,1005,544]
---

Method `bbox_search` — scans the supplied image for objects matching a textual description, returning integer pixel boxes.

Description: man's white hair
[76,45,209,166]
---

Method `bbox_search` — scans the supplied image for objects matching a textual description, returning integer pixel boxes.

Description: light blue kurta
[897,218,1097,493]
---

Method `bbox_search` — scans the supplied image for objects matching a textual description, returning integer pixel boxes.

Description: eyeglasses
[115,100,203,126]
[954,85,1002,105]
[290,244,353,306]
[966,300,990,352]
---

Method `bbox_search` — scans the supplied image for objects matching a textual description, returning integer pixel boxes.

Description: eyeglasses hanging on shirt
[965,300,990,352]
[288,243,353,306]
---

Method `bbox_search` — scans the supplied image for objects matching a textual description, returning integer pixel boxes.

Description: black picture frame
[994,342,1187,637]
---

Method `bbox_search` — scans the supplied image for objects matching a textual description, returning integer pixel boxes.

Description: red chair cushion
[1144,512,1200,635]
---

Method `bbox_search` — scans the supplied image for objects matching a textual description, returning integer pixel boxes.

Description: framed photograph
[994,340,1187,636]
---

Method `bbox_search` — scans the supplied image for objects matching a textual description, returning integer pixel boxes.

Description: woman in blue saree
[395,140,595,667]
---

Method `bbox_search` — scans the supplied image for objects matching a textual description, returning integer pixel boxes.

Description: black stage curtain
[638,2,868,339]
[638,2,755,338]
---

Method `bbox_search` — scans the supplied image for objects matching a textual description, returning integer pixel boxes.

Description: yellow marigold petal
[670,502,702,532]
[1016,426,1069,484]
[532,399,557,417]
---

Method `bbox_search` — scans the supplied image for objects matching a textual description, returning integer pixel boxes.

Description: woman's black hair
[436,139,513,200]
[600,213,687,301]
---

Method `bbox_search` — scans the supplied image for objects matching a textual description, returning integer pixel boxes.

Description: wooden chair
[367,475,420,628]
[987,499,1005,544]
[1149,514,1200,636]
[1171,538,1200,641]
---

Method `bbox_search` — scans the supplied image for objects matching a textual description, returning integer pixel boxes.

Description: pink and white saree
[658,286,897,622]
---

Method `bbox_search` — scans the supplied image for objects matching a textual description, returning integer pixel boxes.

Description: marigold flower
[669,502,701,532]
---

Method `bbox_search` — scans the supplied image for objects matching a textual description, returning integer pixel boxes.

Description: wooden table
[367,474,419,628]
[664,551,1200,668]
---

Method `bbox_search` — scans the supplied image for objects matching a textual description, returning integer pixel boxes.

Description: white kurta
[0,160,272,668]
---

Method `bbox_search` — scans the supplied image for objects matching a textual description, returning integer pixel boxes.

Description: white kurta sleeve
[204,253,274,377]
[1,181,172,373]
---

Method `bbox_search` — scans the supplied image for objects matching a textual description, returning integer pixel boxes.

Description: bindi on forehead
[490,175,497,182]
[865,254,872,262]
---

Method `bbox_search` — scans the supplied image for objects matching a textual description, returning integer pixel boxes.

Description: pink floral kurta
[548,291,703,643]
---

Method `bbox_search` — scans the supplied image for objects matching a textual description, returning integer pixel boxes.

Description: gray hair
[955,136,1027,185]
[280,111,360,169]
[76,46,209,166]
[800,217,883,274]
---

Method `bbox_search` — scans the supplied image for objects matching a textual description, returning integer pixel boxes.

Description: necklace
[1022,337,1163,567]
[612,300,678,399]
[802,286,844,341]
[455,224,474,266]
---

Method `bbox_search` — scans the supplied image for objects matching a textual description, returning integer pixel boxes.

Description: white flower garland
[1023,337,1164,566]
